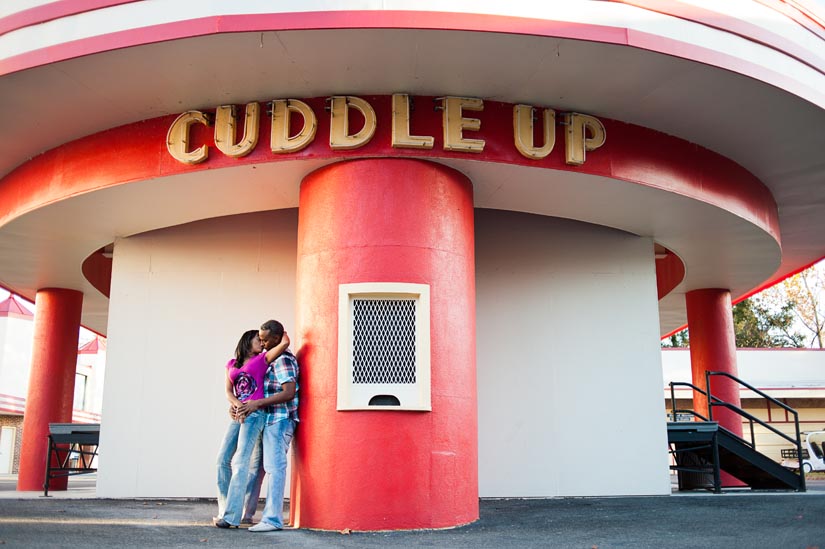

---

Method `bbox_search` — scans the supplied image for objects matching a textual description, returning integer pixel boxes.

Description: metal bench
[43,423,100,496]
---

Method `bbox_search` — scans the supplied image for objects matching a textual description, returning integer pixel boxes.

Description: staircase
[667,372,806,493]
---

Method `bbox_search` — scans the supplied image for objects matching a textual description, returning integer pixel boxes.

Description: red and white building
[2,0,825,531]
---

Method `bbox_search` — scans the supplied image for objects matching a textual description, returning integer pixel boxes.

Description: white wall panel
[663,348,825,398]
[99,207,671,498]
[476,210,670,497]
[98,209,298,497]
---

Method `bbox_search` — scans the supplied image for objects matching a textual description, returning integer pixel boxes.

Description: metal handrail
[706,371,798,414]
[709,401,797,448]
[668,373,806,492]
[705,371,805,492]
[669,381,711,422]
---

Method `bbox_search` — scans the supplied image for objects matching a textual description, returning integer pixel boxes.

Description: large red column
[685,289,743,437]
[17,288,83,491]
[291,159,477,531]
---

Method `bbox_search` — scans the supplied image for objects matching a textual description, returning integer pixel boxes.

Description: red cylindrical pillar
[17,288,83,491]
[292,159,477,530]
[685,289,743,437]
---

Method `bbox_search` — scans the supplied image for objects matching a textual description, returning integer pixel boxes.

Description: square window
[338,283,431,411]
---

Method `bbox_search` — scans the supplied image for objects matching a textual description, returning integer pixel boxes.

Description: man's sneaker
[213,518,237,529]
[248,522,281,532]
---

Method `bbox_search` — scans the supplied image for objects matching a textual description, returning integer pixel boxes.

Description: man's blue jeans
[216,410,265,524]
[259,419,296,528]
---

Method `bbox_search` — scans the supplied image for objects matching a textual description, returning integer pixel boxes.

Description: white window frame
[73,373,88,410]
[337,282,431,411]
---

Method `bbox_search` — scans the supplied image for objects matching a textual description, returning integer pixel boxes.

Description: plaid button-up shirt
[264,350,299,425]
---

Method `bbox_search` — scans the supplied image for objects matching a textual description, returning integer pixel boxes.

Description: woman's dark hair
[233,329,259,368]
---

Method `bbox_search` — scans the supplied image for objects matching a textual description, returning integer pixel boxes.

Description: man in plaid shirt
[248,319,299,532]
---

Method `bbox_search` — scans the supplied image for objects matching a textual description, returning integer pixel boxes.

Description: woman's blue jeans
[216,410,265,523]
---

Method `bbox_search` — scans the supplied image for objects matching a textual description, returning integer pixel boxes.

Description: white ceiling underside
[1,26,824,336]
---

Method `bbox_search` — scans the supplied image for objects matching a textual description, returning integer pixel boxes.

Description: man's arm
[264,333,290,364]
[237,382,295,414]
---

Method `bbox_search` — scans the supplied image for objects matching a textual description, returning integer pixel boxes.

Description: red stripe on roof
[0,295,33,318]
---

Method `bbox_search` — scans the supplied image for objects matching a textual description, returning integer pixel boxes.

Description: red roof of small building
[78,336,106,354]
[0,294,33,319]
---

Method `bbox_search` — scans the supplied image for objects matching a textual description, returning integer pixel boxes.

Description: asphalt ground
[1,477,824,548]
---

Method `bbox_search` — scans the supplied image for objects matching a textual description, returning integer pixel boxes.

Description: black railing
[669,381,711,422]
[706,371,805,492]
[43,423,100,497]
[668,381,721,491]
[668,372,806,492]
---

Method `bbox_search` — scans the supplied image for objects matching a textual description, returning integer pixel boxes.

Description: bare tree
[763,262,825,348]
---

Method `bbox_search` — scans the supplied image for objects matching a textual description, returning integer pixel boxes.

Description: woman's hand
[230,404,245,423]
[236,399,261,416]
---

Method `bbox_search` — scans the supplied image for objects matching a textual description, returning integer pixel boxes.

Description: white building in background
[0,295,34,417]
[663,348,825,461]
[74,337,107,424]
[0,294,105,474]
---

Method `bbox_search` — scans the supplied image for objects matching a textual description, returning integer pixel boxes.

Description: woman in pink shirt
[214,329,289,528]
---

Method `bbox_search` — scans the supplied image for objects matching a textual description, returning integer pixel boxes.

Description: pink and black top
[226,353,268,402]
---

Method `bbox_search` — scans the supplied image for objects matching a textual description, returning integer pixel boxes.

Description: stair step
[668,422,804,491]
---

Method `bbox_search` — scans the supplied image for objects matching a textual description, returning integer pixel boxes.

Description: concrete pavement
[1,475,824,548]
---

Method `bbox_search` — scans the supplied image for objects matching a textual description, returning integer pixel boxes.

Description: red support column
[17,288,83,491]
[686,288,746,487]
[292,159,477,531]
[685,288,743,436]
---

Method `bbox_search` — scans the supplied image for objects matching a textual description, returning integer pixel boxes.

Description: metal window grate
[352,298,417,384]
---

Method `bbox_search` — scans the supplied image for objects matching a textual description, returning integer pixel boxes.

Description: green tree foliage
[662,328,689,348]
[661,260,824,348]
[762,263,825,348]
[732,297,803,348]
